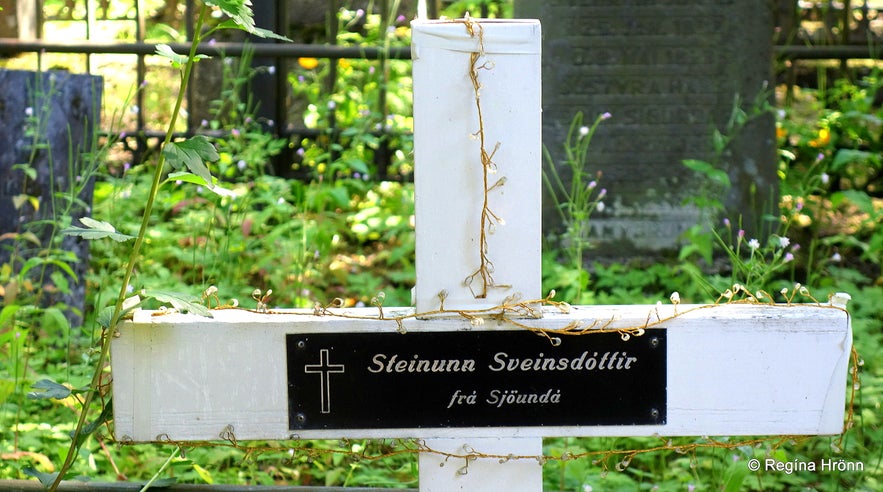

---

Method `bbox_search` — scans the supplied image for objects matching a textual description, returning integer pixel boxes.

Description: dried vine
[460,15,509,299]
[118,283,860,477]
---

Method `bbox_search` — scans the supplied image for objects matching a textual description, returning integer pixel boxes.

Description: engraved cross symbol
[303,349,345,414]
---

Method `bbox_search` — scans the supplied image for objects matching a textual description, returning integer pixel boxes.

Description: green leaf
[155,44,209,67]
[142,289,213,318]
[0,305,22,328]
[831,148,881,171]
[722,459,751,492]
[207,1,291,40]
[683,159,731,188]
[27,379,72,400]
[193,464,214,484]
[215,19,291,41]
[78,400,113,441]
[23,468,61,489]
[831,190,876,215]
[97,296,144,330]
[209,1,255,29]
[49,270,71,295]
[163,136,219,185]
[167,171,239,198]
[41,307,70,333]
[61,217,135,242]
[12,163,38,180]
[155,43,188,66]
[167,171,210,186]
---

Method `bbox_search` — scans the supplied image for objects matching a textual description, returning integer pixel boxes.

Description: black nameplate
[287,330,666,430]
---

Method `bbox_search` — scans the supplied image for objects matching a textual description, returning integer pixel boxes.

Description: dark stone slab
[516,0,777,258]
[0,69,103,326]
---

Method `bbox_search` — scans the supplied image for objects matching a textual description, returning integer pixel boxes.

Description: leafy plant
[289,6,414,182]
[543,111,610,301]
[678,87,777,267]
[14,3,291,489]
[777,71,883,277]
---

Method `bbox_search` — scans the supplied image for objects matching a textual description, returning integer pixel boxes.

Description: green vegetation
[2,1,882,491]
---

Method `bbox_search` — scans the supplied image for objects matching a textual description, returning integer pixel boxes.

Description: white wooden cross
[112,18,852,492]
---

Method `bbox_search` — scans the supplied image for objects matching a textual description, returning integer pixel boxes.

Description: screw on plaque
[649,337,660,348]
[297,340,306,349]
[296,412,307,425]
[650,408,660,421]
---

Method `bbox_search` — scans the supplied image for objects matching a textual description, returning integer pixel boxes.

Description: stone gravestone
[0,69,103,326]
[111,17,850,492]
[516,0,778,257]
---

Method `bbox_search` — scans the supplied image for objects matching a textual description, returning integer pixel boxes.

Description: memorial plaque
[516,0,777,256]
[287,330,666,430]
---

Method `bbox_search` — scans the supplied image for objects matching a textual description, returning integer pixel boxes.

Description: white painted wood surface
[411,19,542,313]
[418,437,543,491]
[112,303,851,442]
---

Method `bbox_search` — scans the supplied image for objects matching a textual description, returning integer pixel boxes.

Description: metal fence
[0,0,418,180]
[2,0,882,180]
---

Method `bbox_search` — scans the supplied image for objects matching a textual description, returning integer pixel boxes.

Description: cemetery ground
[3,75,882,489]
[2,7,883,492]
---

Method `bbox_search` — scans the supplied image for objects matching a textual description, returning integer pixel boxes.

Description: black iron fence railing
[0,40,411,59]
[2,0,882,181]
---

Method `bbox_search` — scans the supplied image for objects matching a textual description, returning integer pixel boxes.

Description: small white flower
[669,291,680,304]
[830,252,842,262]
[596,201,605,212]
[25,107,33,117]
[578,126,589,138]
[778,236,791,248]
[748,238,760,250]
[820,173,830,185]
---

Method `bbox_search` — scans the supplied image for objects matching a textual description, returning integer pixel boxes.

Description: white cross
[111,17,852,492]
[303,349,345,414]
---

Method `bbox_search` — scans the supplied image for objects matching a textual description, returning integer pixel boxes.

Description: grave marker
[0,69,103,327]
[515,0,778,257]
[112,17,851,492]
